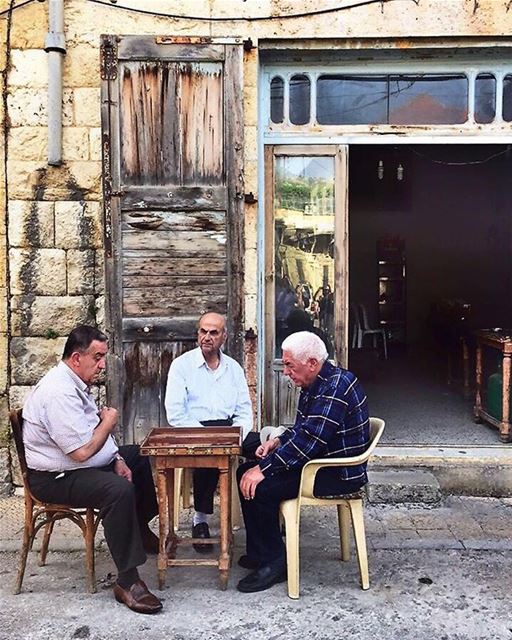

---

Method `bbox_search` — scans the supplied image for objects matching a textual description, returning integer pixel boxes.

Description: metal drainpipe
[45,0,66,166]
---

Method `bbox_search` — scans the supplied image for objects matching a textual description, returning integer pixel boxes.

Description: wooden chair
[10,409,101,594]
[280,417,385,599]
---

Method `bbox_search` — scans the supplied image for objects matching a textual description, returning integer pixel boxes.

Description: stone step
[367,468,442,504]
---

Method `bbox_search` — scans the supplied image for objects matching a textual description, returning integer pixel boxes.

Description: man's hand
[114,457,132,482]
[100,406,118,431]
[255,437,280,460]
[239,465,265,500]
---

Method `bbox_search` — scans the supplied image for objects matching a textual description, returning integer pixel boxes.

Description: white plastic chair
[279,417,385,599]
[260,425,287,444]
[353,304,388,359]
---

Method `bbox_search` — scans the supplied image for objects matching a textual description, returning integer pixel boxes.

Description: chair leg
[173,468,183,531]
[230,457,242,531]
[337,503,351,561]
[382,332,388,360]
[280,500,300,599]
[182,468,192,510]
[348,499,369,590]
[14,505,34,595]
[84,509,97,594]
[39,520,54,566]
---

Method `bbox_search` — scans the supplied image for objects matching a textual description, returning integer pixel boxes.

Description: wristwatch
[113,452,124,463]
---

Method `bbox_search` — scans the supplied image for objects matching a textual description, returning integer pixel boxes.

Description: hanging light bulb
[397,163,404,181]
[377,160,384,180]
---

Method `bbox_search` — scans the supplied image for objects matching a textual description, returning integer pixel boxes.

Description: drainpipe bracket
[45,33,66,54]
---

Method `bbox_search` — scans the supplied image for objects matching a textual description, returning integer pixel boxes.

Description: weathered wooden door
[264,145,349,427]
[100,36,244,443]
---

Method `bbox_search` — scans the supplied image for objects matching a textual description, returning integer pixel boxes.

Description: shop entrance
[349,144,512,445]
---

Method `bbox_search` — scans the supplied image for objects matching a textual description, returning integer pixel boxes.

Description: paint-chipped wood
[120,61,223,185]
[102,39,245,440]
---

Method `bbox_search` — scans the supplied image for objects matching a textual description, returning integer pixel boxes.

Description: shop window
[503,74,512,122]
[317,75,388,125]
[474,73,496,124]
[388,74,468,124]
[289,74,310,125]
[270,76,284,124]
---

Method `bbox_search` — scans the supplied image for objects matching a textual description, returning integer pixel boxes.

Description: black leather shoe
[237,563,287,593]
[192,522,212,554]
[238,555,261,570]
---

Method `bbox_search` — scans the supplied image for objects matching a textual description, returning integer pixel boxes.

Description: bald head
[197,312,227,364]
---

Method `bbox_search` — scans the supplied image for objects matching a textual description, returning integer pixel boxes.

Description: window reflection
[289,75,311,125]
[316,74,469,125]
[270,76,284,124]
[274,156,335,358]
[317,75,388,125]
[388,74,468,124]
[474,74,496,124]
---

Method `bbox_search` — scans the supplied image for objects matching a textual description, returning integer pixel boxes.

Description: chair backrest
[260,425,286,444]
[9,409,31,492]
[359,303,372,331]
[298,417,385,499]
[351,303,362,331]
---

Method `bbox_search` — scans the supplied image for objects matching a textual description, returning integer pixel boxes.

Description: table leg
[218,466,230,591]
[156,469,168,590]
[501,354,511,442]
[474,344,483,423]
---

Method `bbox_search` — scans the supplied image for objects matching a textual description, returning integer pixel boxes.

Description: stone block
[8,200,55,248]
[95,295,105,329]
[8,127,47,161]
[6,161,46,200]
[0,333,7,394]
[7,88,47,127]
[244,293,257,329]
[11,295,95,337]
[244,125,258,162]
[55,201,102,249]
[244,248,258,296]
[243,159,258,197]
[10,336,67,385]
[9,49,48,87]
[74,88,101,127]
[67,249,96,294]
[89,128,102,162]
[62,127,90,161]
[367,469,442,504]
[9,385,32,410]
[64,44,101,88]
[9,248,67,295]
[10,2,47,48]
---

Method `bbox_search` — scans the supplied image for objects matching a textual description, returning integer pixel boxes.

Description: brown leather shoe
[113,579,162,614]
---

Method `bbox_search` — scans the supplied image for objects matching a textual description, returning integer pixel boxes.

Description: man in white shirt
[165,312,254,552]
[23,325,162,614]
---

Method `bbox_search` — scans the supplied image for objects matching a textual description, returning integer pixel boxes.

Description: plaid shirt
[259,360,369,484]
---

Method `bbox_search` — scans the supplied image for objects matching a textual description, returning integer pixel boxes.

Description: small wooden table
[140,427,241,590]
[474,330,512,442]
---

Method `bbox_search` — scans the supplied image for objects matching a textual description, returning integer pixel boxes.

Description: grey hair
[281,331,328,364]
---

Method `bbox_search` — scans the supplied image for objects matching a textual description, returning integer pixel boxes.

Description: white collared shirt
[22,361,118,471]
[164,347,253,438]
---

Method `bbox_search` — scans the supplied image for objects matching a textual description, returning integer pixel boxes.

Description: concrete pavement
[0,493,511,639]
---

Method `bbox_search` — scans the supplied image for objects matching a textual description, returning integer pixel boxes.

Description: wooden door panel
[120,61,223,185]
[102,36,244,441]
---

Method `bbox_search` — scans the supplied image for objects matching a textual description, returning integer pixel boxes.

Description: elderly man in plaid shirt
[236,330,370,593]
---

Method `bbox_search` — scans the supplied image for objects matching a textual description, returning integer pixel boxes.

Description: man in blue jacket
[237,330,370,593]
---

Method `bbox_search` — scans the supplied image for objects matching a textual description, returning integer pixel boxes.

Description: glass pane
[504,75,512,122]
[274,156,335,358]
[389,74,468,124]
[289,75,311,125]
[270,76,284,124]
[475,73,496,124]
[317,75,388,125]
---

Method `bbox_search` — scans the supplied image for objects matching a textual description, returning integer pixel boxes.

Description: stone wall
[1,0,512,487]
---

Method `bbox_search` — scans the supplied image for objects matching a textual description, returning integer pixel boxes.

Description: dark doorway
[348,144,512,445]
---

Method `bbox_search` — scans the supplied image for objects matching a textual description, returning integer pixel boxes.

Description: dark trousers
[237,460,366,567]
[193,427,261,514]
[28,445,158,574]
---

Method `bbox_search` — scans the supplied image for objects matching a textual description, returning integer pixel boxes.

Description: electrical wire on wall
[86,0,418,21]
